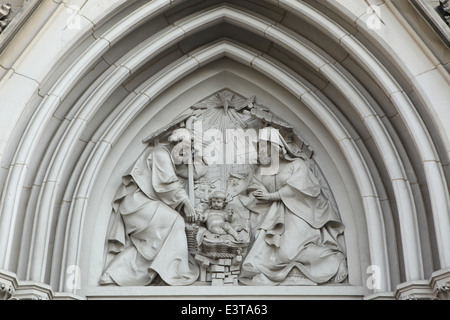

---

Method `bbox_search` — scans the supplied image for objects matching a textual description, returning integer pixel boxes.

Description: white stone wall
[0,0,449,300]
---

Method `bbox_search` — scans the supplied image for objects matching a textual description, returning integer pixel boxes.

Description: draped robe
[103,146,199,286]
[239,157,347,285]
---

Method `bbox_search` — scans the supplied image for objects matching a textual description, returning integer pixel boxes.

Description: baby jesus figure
[198,190,246,242]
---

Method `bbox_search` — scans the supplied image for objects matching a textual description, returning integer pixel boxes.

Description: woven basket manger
[200,237,249,259]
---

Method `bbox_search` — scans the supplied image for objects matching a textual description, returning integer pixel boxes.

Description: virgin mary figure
[239,128,348,286]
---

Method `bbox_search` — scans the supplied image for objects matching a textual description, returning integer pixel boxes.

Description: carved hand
[183,201,196,223]
[253,189,281,202]
[198,212,207,223]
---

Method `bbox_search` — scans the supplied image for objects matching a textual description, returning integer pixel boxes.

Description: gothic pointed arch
[0,0,448,300]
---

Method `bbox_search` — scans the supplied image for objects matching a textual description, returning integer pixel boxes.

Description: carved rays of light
[190,90,258,191]
[192,90,256,133]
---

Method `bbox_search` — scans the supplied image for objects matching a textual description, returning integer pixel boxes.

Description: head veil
[257,127,306,161]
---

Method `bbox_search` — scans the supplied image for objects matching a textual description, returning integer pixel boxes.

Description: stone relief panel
[100,90,348,287]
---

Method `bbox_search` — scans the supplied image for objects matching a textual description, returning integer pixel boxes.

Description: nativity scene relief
[100,90,348,287]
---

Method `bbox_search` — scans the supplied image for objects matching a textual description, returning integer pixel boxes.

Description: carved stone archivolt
[440,0,450,26]
[0,269,84,300]
[101,90,348,287]
[0,3,11,33]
